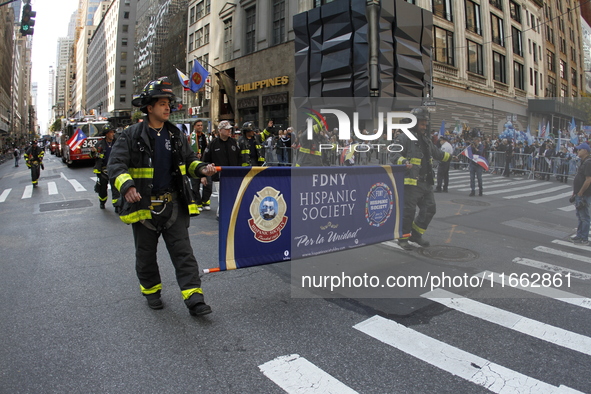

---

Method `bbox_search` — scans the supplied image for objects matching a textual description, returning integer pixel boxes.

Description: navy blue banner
[219,166,404,270]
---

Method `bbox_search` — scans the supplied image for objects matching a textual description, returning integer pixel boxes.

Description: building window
[560,60,566,79]
[547,50,555,72]
[547,76,556,97]
[546,26,554,44]
[123,11,129,19]
[467,40,483,75]
[465,0,481,35]
[493,51,506,83]
[204,24,210,45]
[530,14,536,30]
[489,0,502,11]
[122,37,127,46]
[434,27,454,66]
[205,0,211,15]
[272,0,286,45]
[561,84,567,98]
[572,68,577,87]
[120,94,126,103]
[189,33,194,51]
[245,6,256,55]
[491,14,504,46]
[224,18,233,62]
[120,80,126,88]
[120,66,127,75]
[533,43,537,63]
[196,28,203,48]
[121,52,127,61]
[190,6,195,25]
[511,26,522,56]
[509,1,521,23]
[314,0,335,6]
[514,62,524,90]
[432,0,453,22]
[196,1,204,19]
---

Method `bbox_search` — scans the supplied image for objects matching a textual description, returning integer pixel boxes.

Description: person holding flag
[463,137,488,196]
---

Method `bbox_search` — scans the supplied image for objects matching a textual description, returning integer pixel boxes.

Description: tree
[132,111,144,123]
[49,117,62,132]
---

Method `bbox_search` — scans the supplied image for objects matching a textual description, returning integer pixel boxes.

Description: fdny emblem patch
[248,187,288,242]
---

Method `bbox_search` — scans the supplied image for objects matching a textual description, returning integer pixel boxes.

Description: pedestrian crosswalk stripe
[529,192,573,204]
[558,205,576,212]
[477,183,551,195]
[422,288,591,357]
[48,182,58,195]
[67,179,86,192]
[22,185,33,199]
[354,315,581,393]
[551,239,591,252]
[503,185,571,199]
[534,246,591,264]
[475,271,591,310]
[455,179,537,191]
[446,179,509,189]
[259,354,358,394]
[513,257,591,281]
[0,188,11,203]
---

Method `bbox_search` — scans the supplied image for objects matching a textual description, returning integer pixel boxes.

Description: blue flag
[569,117,578,145]
[190,59,209,93]
[439,120,445,137]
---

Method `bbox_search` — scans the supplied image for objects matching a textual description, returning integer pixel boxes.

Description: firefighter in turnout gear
[238,121,265,166]
[296,120,324,167]
[24,140,44,187]
[108,77,217,317]
[92,124,121,211]
[389,107,452,250]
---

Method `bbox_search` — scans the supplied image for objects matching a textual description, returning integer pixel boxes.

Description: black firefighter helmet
[242,121,256,133]
[132,77,177,114]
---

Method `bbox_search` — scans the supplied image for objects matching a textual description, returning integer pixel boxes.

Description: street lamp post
[491,99,495,140]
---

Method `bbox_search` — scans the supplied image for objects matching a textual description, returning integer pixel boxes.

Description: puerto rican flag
[461,145,489,171]
[67,128,88,151]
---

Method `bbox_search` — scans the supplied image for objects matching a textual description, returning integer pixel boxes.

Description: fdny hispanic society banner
[218,166,405,270]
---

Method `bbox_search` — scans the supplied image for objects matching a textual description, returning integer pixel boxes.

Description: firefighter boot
[189,302,212,316]
[409,233,430,247]
[398,239,414,251]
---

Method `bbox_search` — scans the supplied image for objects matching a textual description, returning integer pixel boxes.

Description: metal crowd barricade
[531,155,576,181]
[510,153,533,176]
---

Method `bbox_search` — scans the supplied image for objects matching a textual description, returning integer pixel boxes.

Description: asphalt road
[1,153,589,393]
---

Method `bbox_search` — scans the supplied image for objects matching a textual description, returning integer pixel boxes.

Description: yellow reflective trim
[412,222,426,234]
[179,164,187,175]
[188,204,200,215]
[188,161,201,178]
[140,283,162,295]
[410,158,422,165]
[242,163,250,166]
[241,150,250,154]
[442,152,451,162]
[129,167,154,178]
[119,209,152,224]
[181,287,203,300]
[93,169,101,174]
[112,199,119,204]
[313,151,322,156]
[300,148,311,154]
[404,178,417,186]
[115,173,133,191]
[99,196,108,202]
[397,157,407,165]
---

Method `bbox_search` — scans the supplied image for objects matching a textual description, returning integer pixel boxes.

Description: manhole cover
[450,199,491,207]
[417,245,479,262]
[39,199,93,212]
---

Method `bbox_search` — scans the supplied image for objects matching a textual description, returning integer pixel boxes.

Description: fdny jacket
[389,131,451,185]
[108,120,209,224]
[24,145,44,166]
[92,137,114,174]
[237,135,265,166]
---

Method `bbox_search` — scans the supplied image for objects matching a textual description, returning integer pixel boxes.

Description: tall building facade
[86,0,137,118]
[55,37,74,119]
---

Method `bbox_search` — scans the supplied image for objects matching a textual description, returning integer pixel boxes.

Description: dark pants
[504,158,511,177]
[131,201,205,309]
[469,164,483,193]
[192,177,212,207]
[436,161,450,191]
[97,171,121,205]
[30,163,40,185]
[402,181,437,238]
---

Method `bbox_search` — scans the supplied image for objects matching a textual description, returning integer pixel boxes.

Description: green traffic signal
[20,4,36,36]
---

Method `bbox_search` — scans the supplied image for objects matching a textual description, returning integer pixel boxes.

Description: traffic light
[20,3,36,36]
